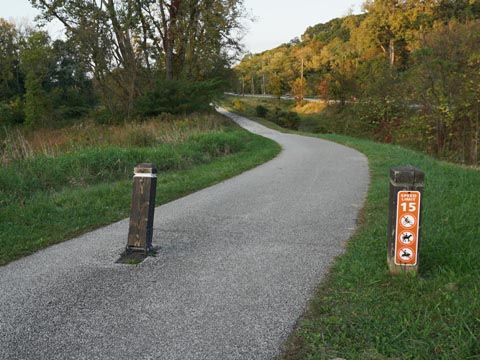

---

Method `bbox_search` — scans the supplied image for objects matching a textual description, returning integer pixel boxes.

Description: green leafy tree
[0,19,21,101]
[20,31,53,127]
[50,39,96,118]
[266,72,285,98]
[321,38,358,105]
[32,0,246,117]
[407,20,480,162]
[289,77,307,102]
[31,0,140,116]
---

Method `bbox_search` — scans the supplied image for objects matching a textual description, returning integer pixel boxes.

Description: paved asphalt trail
[0,108,369,360]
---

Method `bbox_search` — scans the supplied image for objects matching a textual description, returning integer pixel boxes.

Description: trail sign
[387,165,425,275]
[395,191,421,266]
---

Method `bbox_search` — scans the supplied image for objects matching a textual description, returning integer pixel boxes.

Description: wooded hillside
[232,0,480,164]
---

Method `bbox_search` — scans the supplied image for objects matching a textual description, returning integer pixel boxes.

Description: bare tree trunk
[137,4,152,75]
[300,58,304,101]
[473,104,479,165]
[165,45,174,80]
[389,39,395,68]
[103,0,138,116]
[167,0,182,80]
[159,2,174,80]
[262,74,265,95]
[436,117,441,156]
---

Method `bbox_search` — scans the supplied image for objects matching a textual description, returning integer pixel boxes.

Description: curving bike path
[0,108,369,359]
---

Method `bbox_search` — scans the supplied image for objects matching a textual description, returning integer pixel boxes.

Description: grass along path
[280,136,480,359]
[219,103,480,359]
[0,128,280,266]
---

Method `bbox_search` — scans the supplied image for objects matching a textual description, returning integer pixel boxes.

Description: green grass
[0,131,247,203]
[223,95,418,146]
[280,136,480,359]
[0,127,280,266]
[219,100,480,359]
[124,258,143,265]
[223,95,353,134]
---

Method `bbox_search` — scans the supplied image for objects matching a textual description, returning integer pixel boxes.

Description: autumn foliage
[233,1,480,164]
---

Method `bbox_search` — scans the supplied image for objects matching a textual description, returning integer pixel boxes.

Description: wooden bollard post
[127,163,157,254]
[388,165,425,275]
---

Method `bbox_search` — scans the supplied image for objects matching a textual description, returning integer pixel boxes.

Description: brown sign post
[127,163,157,254]
[388,165,425,275]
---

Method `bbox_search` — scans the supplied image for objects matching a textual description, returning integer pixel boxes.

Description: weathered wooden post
[127,163,157,254]
[388,165,425,275]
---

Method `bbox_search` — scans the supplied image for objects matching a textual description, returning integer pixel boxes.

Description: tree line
[0,0,245,127]
[232,0,480,164]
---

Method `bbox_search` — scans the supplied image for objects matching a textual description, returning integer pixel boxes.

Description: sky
[0,0,64,38]
[242,0,365,53]
[0,0,365,54]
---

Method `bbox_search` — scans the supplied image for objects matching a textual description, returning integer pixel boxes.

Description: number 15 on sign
[395,191,421,266]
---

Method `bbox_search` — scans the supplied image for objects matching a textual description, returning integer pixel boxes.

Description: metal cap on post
[127,163,157,254]
[388,165,425,275]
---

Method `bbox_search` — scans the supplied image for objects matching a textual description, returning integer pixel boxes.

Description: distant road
[225,93,425,108]
[0,108,368,359]
[224,92,339,103]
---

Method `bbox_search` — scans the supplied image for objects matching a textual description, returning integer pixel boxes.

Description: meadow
[0,112,280,265]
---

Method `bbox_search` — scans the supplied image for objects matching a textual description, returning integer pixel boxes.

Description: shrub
[134,79,220,117]
[89,107,118,125]
[232,99,246,112]
[0,98,25,125]
[267,107,300,130]
[255,105,269,118]
[278,112,300,130]
[266,106,282,121]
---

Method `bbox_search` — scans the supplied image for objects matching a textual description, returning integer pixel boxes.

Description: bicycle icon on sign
[401,214,416,228]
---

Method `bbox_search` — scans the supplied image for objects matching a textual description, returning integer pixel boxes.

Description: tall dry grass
[292,101,327,114]
[0,113,230,165]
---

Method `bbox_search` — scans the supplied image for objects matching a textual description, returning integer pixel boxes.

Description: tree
[20,31,53,127]
[31,0,246,117]
[407,19,480,163]
[361,0,405,67]
[31,0,140,116]
[230,2,480,164]
[50,39,96,118]
[267,72,284,98]
[321,38,358,105]
[289,77,307,102]
[434,0,480,23]
[0,19,21,101]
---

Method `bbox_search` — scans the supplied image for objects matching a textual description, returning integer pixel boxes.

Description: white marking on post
[134,173,158,178]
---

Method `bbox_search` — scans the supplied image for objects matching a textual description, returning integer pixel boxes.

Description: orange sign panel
[395,191,421,266]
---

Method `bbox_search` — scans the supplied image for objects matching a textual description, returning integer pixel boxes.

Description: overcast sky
[0,0,365,54]
[242,0,365,53]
